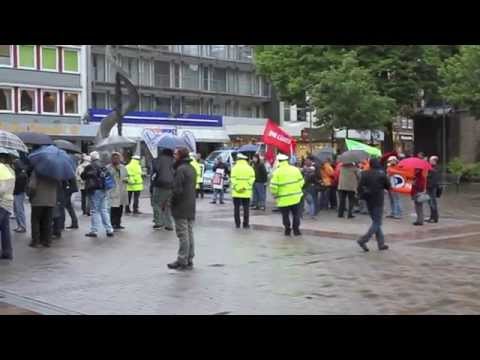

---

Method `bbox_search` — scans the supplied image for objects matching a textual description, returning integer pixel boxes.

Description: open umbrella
[28,145,76,181]
[238,144,260,153]
[156,133,190,152]
[312,147,335,163]
[0,130,28,153]
[338,150,369,164]
[16,132,53,146]
[345,138,382,157]
[54,139,81,154]
[398,157,432,171]
[0,146,19,158]
[95,135,137,151]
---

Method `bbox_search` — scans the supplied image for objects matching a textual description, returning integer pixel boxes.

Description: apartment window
[154,61,170,87]
[141,95,153,111]
[18,45,36,69]
[238,46,253,62]
[239,104,253,117]
[155,97,171,112]
[93,54,106,82]
[256,105,262,118]
[211,45,226,59]
[401,118,408,129]
[64,92,80,115]
[261,78,270,97]
[174,63,180,88]
[172,97,181,114]
[63,48,80,73]
[408,119,414,129]
[227,70,236,93]
[19,89,37,113]
[41,46,58,71]
[0,45,12,66]
[92,92,106,108]
[238,72,252,95]
[212,101,224,115]
[183,98,200,114]
[182,63,199,90]
[41,90,59,114]
[0,88,13,112]
[139,59,150,86]
[253,76,260,96]
[203,67,209,91]
[283,103,291,122]
[212,68,226,92]
[183,45,199,56]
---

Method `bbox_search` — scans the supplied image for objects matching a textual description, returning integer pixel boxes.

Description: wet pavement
[0,187,479,315]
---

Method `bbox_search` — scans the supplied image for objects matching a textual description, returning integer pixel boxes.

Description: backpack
[99,167,116,191]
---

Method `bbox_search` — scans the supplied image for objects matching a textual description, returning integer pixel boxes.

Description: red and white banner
[262,119,296,159]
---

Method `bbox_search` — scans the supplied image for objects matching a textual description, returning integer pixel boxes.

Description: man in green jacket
[231,153,255,229]
[270,153,304,236]
[126,155,144,215]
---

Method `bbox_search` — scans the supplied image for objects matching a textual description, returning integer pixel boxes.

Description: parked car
[202,148,236,192]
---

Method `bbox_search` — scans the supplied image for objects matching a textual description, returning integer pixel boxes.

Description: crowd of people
[0,142,443,266]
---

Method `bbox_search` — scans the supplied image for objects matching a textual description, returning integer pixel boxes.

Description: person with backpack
[81,151,114,238]
[107,152,129,231]
[150,148,175,231]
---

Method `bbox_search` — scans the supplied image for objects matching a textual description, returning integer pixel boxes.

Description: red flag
[262,119,296,155]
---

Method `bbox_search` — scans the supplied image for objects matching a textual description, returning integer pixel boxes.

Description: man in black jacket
[151,148,175,231]
[168,147,197,271]
[357,158,391,252]
[426,156,440,223]
[250,154,268,211]
[13,158,28,233]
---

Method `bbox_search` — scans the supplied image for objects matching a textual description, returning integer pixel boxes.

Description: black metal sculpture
[95,45,139,151]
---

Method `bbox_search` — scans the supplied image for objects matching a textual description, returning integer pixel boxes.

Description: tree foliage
[440,45,480,117]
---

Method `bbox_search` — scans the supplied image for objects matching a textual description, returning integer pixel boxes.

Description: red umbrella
[398,157,432,171]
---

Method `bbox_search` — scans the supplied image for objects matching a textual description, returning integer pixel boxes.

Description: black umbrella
[338,150,369,164]
[54,139,81,154]
[17,132,53,146]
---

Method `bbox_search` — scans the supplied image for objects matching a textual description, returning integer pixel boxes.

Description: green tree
[440,45,480,117]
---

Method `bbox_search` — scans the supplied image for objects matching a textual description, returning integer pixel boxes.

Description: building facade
[86,45,275,155]
[0,45,88,140]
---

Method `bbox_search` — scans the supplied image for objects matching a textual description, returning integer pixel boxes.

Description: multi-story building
[85,45,276,155]
[0,45,88,142]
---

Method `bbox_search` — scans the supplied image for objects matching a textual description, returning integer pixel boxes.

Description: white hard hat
[236,153,248,160]
[89,151,100,161]
[277,154,289,161]
[132,155,141,160]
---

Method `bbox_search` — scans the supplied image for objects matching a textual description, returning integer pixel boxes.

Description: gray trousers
[151,187,173,228]
[175,218,194,266]
[13,193,26,229]
[414,200,424,224]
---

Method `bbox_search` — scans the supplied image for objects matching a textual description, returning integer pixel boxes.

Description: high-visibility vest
[126,159,144,192]
[230,160,255,199]
[270,161,304,207]
[190,157,201,189]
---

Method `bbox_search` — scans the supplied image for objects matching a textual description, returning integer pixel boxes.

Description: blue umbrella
[156,133,191,151]
[28,145,76,181]
[238,144,259,153]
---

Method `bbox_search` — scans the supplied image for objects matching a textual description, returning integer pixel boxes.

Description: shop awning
[177,127,230,143]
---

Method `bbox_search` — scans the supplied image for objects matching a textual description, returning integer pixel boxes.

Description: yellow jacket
[231,159,255,199]
[126,159,144,192]
[270,161,304,207]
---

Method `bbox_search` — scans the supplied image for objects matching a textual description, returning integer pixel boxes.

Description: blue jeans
[0,207,12,258]
[360,204,385,247]
[14,192,26,229]
[213,188,224,203]
[319,188,330,210]
[303,188,316,217]
[388,191,402,218]
[89,190,113,234]
[252,182,266,208]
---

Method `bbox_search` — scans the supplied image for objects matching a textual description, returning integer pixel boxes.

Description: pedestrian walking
[12,157,28,233]
[76,154,91,216]
[357,158,390,252]
[168,147,197,271]
[337,162,360,219]
[150,148,175,231]
[27,169,58,248]
[250,154,268,211]
[81,151,114,238]
[210,157,229,205]
[301,157,317,219]
[231,153,255,229]
[64,174,79,229]
[0,154,15,259]
[107,152,129,231]
[270,154,305,236]
[52,180,68,239]
[426,156,441,223]
[412,168,428,226]
[386,156,402,219]
[125,155,144,215]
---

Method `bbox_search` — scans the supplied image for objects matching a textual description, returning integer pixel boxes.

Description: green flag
[345,138,382,157]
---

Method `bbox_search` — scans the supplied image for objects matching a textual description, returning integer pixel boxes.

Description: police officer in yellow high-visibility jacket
[189,153,202,196]
[270,153,304,236]
[231,153,255,229]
